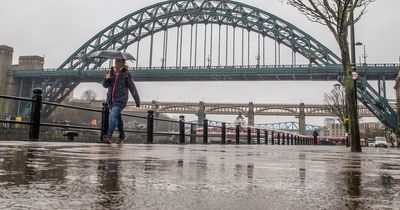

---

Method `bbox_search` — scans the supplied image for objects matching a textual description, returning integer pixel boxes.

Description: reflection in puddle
[0,143,399,209]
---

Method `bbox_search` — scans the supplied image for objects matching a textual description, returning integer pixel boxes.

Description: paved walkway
[0,141,399,209]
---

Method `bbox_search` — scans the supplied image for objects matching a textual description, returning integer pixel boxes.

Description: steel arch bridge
[17,0,398,133]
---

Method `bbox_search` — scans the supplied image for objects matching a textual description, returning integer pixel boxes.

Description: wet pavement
[0,142,399,210]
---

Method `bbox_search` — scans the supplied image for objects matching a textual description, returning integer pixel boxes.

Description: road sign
[352,71,360,80]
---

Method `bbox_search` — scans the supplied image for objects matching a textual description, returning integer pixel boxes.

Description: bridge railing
[12,63,400,73]
[0,89,320,145]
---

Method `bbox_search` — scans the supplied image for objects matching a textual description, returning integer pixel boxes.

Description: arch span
[27,0,342,117]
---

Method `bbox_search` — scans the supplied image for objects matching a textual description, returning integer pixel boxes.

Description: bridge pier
[15,56,45,115]
[395,73,400,132]
[298,103,306,135]
[0,46,16,115]
[247,102,254,126]
[197,101,206,125]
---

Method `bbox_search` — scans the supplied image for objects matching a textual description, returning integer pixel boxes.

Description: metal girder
[60,0,340,71]
[355,77,399,133]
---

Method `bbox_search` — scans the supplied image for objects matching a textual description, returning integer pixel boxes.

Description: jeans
[108,106,125,138]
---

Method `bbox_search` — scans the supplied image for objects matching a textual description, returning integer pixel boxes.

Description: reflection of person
[102,59,140,144]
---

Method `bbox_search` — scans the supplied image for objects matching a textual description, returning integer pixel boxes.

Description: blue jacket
[102,67,140,108]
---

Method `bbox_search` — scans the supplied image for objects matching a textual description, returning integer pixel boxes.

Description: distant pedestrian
[102,59,140,144]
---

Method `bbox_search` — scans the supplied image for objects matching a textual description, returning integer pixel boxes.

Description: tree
[282,0,374,152]
[324,86,346,125]
[81,89,97,102]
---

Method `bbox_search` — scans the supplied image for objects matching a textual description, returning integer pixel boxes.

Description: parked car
[368,139,376,147]
[374,136,388,148]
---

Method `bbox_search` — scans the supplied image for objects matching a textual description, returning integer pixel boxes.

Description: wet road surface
[0,141,399,210]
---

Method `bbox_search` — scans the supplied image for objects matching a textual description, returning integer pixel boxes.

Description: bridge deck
[12,64,399,81]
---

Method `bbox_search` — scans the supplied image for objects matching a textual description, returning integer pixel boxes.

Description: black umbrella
[88,50,136,60]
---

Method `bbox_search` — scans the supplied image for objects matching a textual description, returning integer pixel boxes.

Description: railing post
[147,110,154,144]
[265,130,268,145]
[247,127,251,144]
[291,134,294,145]
[221,122,226,144]
[203,119,208,144]
[271,131,275,145]
[277,132,281,145]
[257,129,260,145]
[235,125,240,144]
[179,115,185,144]
[100,102,110,142]
[28,89,43,141]
[287,133,290,145]
[190,123,196,144]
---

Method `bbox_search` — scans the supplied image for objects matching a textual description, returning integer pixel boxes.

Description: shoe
[116,136,127,144]
[103,134,112,144]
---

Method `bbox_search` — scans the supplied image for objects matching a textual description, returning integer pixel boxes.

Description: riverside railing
[0,89,318,145]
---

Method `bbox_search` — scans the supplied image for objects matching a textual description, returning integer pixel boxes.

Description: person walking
[102,59,140,144]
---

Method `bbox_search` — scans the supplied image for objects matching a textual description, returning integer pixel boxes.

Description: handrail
[0,91,317,145]
[42,101,103,113]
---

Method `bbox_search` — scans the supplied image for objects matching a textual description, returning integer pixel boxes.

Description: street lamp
[160,57,165,68]
[355,42,367,65]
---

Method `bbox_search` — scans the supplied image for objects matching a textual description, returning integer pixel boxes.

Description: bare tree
[81,89,97,102]
[282,0,374,152]
[324,86,346,125]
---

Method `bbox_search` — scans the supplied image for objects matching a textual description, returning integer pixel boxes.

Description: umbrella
[88,50,136,60]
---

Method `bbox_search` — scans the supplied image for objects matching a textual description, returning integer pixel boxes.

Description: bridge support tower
[197,101,206,125]
[247,102,254,126]
[298,103,306,135]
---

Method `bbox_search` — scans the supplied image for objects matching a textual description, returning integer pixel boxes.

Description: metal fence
[0,89,318,145]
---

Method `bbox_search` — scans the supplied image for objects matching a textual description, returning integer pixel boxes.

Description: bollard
[295,136,298,145]
[291,134,294,145]
[257,129,260,145]
[179,115,185,144]
[147,110,154,144]
[277,132,281,145]
[221,123,226,144]
[100,102,110,142]
[203,119,208,144]
[271,132,275,145]
[28,89,43,141]
[282,133,285,145]
[235,125,240,144]
[190,123,196,144]
[247,127,252,144]
[265,130,268,145]
[287,133,290,145]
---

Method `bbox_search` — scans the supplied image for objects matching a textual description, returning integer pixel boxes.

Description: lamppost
[355,42,367,65]
[334,83,350,147]
[349,1,362,152]
[161,57,165,69]
[255,54,260,67]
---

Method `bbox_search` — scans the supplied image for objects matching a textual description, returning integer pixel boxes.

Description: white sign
[352,71,360,80]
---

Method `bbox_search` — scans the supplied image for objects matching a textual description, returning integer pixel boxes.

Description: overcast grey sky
[1,0,399,125]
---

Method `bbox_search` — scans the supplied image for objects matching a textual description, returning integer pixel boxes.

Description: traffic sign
[352,71,360,80]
